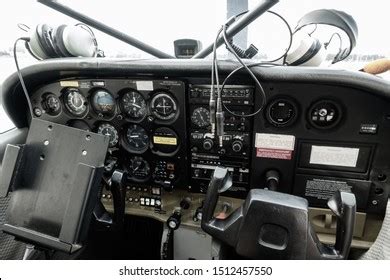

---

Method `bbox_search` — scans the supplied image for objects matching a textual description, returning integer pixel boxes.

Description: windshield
[0,0,389,131]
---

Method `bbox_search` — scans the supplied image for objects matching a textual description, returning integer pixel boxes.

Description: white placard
[255,133,295,151]
[310,146,359,167]
[136,80,154,91]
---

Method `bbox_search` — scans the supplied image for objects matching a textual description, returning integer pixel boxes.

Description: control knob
[202,138,214,151]
[232,140,243,153]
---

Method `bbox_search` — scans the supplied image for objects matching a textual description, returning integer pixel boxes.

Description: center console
[188,84,254,197]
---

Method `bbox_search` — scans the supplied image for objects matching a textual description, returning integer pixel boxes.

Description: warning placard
[256,148,292,160]
[255,133,295,160]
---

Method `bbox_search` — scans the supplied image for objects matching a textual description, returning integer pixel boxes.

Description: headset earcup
[28,25,49,59]
[62,25,97,57]
[52,25,74,57]
[286,31,325,66]
[40,24,59,58]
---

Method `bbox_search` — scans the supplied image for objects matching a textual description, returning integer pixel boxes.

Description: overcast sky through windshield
[0,0,388,58]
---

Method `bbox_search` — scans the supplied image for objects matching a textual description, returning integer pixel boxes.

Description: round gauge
[266,98,298,127]
[63,88,88,116]
[150,92,178,120]
[308,100,342,129]
[152,127,179,154]
[120,90,147,120]
[191,107,210,128]
[97,123,119,147]
[91,89,116,116]
[128,156,150,182]
[42,93,61,116]
[125,124,150,152]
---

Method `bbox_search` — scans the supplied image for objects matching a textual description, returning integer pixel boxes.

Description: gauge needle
[129,135,140,138]
[132,96,141,108]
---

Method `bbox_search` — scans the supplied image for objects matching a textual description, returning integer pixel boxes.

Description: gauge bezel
[126,156,151,183]
[90,88,117,119]
[307,99,343,130]
[151,127,180,156]
[119,89,148,122]
[62,87,89,117]
[96,122,119,147]
[265,97,299,127]
[122,124,150,154]
[41,92,62,116]
[191,106,211,128]
[149,91,179,122]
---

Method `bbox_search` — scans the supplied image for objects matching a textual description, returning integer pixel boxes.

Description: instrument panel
[28,76,390,215]
[31,79,188,191]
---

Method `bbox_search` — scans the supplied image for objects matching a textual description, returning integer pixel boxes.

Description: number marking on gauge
[126,124,150,152]
[97,123,119,147]
[191,107,210,127]
[128,156,150,181]
[63,88,88,116]
[121,90,147,120]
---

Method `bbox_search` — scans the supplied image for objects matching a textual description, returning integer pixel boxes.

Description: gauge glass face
[91,89,116,115]
[191,107,210,128]
[97,123,119,147]
[128,156,150,181]
[64,88,87,116]
[121,91,147,120]
[150,93,178,120]
[126,124,150,152]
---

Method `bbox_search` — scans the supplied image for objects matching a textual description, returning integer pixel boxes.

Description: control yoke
[201,167,356,259]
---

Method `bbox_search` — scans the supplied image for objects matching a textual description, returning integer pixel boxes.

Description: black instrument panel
[30,79,188,191]
[27,75,390,215]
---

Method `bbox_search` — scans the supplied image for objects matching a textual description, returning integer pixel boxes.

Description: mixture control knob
[232,140,243,153]
[202,138,214,151]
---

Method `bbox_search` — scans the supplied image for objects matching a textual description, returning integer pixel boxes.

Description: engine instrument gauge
[126,124,150,153]
[97,123,119,147]
[308,100,342,129]
[191,107,210,128]
[91,89,116,116]
[266,98,298,127]
[63,88,88,116]
[150,92,178,120]
[120,90,147,120]
[128,156,150,182]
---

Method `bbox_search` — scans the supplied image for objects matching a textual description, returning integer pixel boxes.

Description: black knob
[232,140,243,153]
[180,197,191,210]
[203,139,214,151]
[167,211,181,230]
[265,170,280,191]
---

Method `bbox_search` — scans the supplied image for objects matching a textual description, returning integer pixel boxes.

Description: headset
[25,23,100,59]
[286,9,358,66]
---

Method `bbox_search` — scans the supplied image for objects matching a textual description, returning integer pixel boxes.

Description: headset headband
[295,9,358,63]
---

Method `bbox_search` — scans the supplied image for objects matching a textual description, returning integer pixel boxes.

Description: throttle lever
[327,190,356,258]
